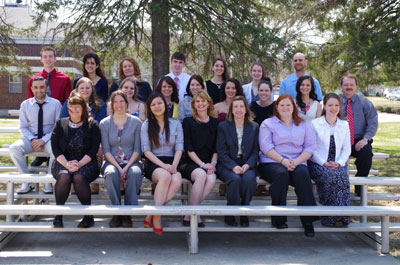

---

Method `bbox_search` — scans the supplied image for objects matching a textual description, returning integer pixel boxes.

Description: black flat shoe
[182,219,190,226]
[53,215,63,228]
[240,216,249,227]
[224,216,238,227]
[78,215,94,228]
[303,223,315,237]
[272,221,288,229]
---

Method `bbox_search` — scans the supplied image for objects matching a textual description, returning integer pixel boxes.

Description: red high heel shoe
[144,215,153,228]
[152,216,163,235]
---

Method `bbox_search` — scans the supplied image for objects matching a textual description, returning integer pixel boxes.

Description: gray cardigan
[99,115,142,159]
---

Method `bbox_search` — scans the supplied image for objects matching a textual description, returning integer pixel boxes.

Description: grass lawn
[368,97,400,108]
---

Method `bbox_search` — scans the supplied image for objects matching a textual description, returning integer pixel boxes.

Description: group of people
[9,46,378,237]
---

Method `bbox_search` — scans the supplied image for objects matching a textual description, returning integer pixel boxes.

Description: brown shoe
[109,215,122,228]
[121,215,132,228]
[90,183,100,194]
[219,184,226,196]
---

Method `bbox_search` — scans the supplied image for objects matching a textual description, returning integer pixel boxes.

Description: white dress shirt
[166,72,191,101]
[19,96,62,143]
[310,116,351,166]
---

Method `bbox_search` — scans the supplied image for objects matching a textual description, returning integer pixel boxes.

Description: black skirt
[144,156,174,181]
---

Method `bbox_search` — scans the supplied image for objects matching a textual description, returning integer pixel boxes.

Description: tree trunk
[151,0,170,88]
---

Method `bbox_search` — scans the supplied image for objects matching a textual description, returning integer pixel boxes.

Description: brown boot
[109,216,122,228]
[219,184,226,196]
[90,183,100,194]
[121,215,132,228]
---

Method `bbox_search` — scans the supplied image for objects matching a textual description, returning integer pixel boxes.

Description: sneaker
[17,183,35,194]
[43,183,53,194]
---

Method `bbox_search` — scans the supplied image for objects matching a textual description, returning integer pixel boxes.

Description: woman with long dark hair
[141,93,183,234]
[295,75,322,122]
[214,78,244,122]
[73,53,109,101]
[206,58,229,104]
[178,75,205,122]
[154,76,179,119]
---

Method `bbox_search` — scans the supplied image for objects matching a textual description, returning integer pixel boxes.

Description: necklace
[197,116,210,123]
[325,117,337,127]
[69,118,82,128]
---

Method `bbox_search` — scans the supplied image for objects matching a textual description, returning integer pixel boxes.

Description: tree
[294,0,400,92]
[32,0,291,86]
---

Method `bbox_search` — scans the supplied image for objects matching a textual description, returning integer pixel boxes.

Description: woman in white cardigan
[309,93,351,227]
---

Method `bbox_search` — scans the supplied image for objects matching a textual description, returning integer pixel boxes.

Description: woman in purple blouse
[258,94,318,237]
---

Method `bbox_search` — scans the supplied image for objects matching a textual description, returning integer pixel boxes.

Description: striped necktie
[346,98,355,145]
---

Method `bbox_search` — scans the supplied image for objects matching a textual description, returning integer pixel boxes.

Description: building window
[9,73,22,94]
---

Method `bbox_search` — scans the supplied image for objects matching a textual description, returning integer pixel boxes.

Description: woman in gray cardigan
[99,90,143,228]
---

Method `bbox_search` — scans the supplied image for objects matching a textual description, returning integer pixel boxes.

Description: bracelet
[212,160,217,165]
[200,162,205,168]
[280,157,285,164]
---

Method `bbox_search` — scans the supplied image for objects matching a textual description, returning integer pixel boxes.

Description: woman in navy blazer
[216,96,259,227]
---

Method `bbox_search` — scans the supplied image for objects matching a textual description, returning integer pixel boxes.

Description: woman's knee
[126,165,143,179]
[191,169,207,184]
[206,173,217,184]
[152,169,172,184]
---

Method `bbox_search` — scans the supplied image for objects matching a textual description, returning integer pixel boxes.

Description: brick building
[0,1,92,114]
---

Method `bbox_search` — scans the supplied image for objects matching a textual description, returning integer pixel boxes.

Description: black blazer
[216,120,259,170]
[51,118,101,161]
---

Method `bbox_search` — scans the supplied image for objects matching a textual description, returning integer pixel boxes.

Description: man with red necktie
[28,46,72,105]
[165,51,191,101]
[340,75,378,196]
[27,46,72,167]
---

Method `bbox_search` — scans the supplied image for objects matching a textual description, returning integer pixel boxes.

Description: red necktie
[347,98,355,145]
[174,76,179,95]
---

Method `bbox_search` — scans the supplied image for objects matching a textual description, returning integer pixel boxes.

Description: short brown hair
[68,94,91,124]
[341,75,357,86]
[191,90,215,120]
[40,46,55,57]
[32,76,48,87]
[227,96,254,123]
[273,94,303,126]
[119,57,142,81]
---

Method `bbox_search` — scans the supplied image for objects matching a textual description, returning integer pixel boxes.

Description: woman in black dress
[206,58,229,104]
[250,78,275,126]
[180,90,218,227]
[51,94,101,228]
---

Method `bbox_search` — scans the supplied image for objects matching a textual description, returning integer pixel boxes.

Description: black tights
[55,173,91,205]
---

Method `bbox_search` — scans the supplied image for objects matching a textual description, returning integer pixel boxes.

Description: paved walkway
[1,230,399,264]
[378,112,400,123]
